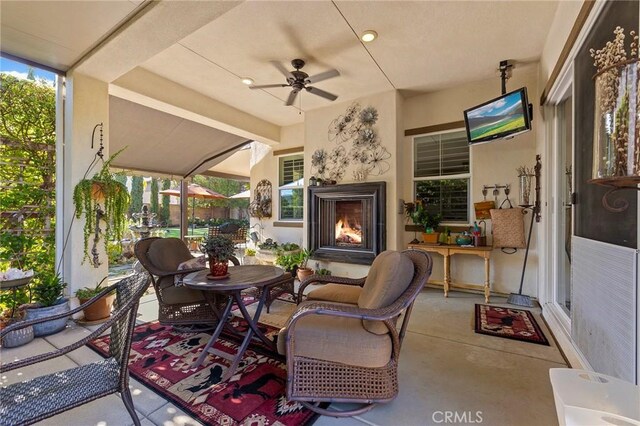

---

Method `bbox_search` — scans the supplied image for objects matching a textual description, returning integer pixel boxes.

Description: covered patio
[2,1,639,425]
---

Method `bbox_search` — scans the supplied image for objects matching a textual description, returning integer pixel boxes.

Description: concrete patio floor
[1,287,566,426]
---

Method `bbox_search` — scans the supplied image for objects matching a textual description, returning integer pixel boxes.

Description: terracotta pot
[422,232,440,244]
[79,293,115,321]
[209,258,229,277]
[296,267,314,282]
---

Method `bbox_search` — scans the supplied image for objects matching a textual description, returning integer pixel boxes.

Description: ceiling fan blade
[270,61,294,80]
[249,84,289,89]
[305,86,338,101]
[305,69,340,84]
[285,90,299,106]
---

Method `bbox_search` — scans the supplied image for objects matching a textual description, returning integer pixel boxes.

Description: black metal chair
[0,273,151,426]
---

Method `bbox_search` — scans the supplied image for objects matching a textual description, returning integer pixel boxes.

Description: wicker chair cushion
[174,257,207,285]
[147,238,193,277]
[278,302,392,368]
[359,250,414,334]
[160,285,207,304]
[306,284,362,304]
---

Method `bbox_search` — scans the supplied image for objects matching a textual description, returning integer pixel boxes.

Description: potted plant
[75,277,115,322]
[295,249,314,281]
[256,239,300,264]
[408,200,441,244]
[315,268,332,276]
[244,248,257,265]
[275,253,299,276]
[201,235,236,278]
[24,272,69,336]
[73,148,130,266]
[0,268,35,347]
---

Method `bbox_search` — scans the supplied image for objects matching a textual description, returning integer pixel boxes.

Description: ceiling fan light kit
[249,59,340,106]
[361,30,378,42]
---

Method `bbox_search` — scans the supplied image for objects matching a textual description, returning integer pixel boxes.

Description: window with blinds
[414,130,470,223]
[279,154,304,220]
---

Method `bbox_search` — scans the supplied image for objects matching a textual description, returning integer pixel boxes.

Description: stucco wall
[249,77,540,292]
[249,123,305,248]
[402,66,539,296]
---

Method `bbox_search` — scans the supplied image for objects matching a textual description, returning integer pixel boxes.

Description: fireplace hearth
[308,182,385,265]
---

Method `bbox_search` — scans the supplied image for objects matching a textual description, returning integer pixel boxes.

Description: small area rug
[474,304,549,346]
[88,319,318,425]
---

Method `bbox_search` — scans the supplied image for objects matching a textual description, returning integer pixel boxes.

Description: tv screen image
[464,87,531,144]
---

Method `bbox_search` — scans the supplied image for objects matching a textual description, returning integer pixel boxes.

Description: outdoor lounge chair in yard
[279,249,432,417]
[0,273,151,426]
[134,237,239,328]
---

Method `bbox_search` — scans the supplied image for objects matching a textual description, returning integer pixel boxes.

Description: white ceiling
[0,0,143,72]
[2,0,559,128]
[136,0,558,126]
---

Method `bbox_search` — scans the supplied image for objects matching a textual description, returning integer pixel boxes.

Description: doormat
[88,320,319,425]
[474,304,549,346]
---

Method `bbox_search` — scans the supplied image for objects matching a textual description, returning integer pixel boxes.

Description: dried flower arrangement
[590,26,639,180]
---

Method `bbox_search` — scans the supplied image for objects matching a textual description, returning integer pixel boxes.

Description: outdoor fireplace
[308,182,385,265]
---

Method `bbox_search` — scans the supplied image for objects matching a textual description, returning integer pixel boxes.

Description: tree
[129,176,144,215]
[150,178,159,216]
[159,179,171,225]
[0,74,56,307]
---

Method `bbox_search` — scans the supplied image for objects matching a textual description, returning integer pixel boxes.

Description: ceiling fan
[249,59,340,106]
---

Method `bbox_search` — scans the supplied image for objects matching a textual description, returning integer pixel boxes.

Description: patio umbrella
[160,183,227,234]
[230,189,250,199]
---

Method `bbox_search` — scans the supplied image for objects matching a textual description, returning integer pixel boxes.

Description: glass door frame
[545,65,575,334]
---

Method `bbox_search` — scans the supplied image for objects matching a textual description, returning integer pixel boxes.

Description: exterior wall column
[61,72,109,294]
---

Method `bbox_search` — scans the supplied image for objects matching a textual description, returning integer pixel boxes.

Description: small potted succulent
[75,277,115,322]
[295,249,314,281]
[24,272,69,336]
[201,235,236,278]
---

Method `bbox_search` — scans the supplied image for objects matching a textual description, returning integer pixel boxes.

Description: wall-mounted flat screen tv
[463,87,531,145]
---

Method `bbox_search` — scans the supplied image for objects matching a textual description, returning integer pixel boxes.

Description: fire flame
[335,218,362,245]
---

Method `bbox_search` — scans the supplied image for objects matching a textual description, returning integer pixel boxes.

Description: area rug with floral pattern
[474,304,549,346]
[88,319,319,425]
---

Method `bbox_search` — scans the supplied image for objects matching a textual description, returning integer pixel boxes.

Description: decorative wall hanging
[311,102,391,183]
[249,179,272,218]
[589,26,640,212]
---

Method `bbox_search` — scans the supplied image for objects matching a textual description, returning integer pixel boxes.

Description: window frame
[278,154,304,222]
[412,127,472,225]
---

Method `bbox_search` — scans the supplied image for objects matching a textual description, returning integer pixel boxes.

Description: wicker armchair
[278,249,432,417]
[0,273,151,426]
[134,237,239,327]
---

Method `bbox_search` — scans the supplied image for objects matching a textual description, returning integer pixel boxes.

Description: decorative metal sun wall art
[311,103,391,183]
[249,179,272,218]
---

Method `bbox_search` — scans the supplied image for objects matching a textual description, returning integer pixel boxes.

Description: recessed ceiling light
[241,77,254,85]
[361,30,378,43]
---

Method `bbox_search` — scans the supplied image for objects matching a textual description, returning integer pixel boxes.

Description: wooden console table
[408,243,492,302]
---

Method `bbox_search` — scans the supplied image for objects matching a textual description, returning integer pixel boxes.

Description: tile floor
[0,288,566,426]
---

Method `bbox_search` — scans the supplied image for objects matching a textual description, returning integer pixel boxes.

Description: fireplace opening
[335,201,363,247]
[309,182,385,265]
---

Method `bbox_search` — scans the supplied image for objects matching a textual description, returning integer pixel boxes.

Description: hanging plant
[73,148,130,265]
